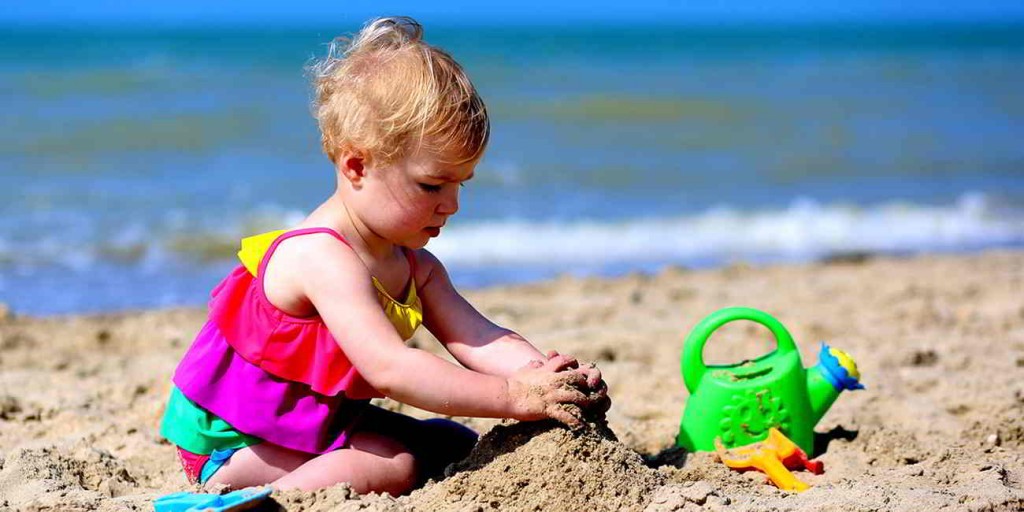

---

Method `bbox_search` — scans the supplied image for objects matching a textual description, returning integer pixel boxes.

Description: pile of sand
[271,420,664,512]
[409,420,663,511]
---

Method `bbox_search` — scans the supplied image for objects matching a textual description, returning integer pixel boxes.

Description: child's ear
[337,151,367,185]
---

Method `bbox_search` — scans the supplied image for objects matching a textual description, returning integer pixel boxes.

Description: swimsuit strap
[255,228,416,303]
[256,228,350,280]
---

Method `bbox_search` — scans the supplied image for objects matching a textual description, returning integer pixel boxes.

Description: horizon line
[4,16,1024,31]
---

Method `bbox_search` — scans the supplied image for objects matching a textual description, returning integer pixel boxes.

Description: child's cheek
[399,198,434,226]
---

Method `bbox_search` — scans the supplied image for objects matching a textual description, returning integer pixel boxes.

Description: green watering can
[676,307,863,455]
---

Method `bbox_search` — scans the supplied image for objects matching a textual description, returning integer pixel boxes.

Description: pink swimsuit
[162,228,422,483]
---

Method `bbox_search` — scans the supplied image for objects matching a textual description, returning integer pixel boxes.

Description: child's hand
[541,350,612,417]
[542,350,605,390]
[506,353,607,428]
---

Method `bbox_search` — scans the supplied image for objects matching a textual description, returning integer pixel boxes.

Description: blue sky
[5,0,1024,26]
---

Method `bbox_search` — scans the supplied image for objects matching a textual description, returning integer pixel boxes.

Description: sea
[2,22,1023,315]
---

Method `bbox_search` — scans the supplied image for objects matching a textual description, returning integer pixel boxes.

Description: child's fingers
[545,350,580,369]
[584,388,609,411]
[555,369,588,389]
[549,386,589,405]
[574,380,609,412]
[586,378,608,399]
[551,382,609,411]
[577,362,602,388]
[543,353,579,372]
[548,404,584,429]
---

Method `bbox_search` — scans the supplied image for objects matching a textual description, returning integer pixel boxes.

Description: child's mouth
[425,227,441,237]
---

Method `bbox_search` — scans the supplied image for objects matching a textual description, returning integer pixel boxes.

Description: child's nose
[438,186,459,215]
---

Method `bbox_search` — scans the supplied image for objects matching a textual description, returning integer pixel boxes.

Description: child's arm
[297,237,596,426]
[417,249,602,387]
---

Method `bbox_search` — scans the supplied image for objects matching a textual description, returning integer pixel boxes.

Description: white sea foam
[0,193,1020,277]
[428,192,1023,267]
[2,192,1021,315]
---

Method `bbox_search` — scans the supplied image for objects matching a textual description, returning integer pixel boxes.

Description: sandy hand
[543,350,605,390]
[508,352,609,428]
[544,351,612,423]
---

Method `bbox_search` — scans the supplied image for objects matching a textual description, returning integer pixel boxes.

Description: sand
[1,250,1022,511]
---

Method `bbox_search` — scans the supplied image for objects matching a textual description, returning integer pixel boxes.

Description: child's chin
[404,235,431,250]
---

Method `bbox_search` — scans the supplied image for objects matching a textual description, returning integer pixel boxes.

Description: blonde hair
[309,17,489,166]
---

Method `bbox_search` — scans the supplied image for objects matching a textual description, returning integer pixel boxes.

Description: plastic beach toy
[154,486,272,512]
[676,307,863,455]
[715,427,823,492]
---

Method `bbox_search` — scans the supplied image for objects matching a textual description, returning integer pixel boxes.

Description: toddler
[160,16,608,495]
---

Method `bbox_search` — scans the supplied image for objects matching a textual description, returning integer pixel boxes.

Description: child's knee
[376,443,417,495]
[391,450,418,493]
[351,432,418,494]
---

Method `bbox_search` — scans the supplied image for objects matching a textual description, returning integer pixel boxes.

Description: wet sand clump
[409,420,663,511]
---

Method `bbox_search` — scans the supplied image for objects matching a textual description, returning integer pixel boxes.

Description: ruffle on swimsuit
[209,229,422,398]
[172,321,369,453]
[162,228,424,455]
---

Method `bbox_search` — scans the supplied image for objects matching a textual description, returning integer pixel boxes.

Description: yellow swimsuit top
[236,229,423,340]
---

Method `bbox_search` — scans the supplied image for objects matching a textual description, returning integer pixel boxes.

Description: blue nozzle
[818,343,864,391]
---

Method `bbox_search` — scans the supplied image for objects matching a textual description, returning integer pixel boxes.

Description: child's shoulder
[269,227,364,274]
[409,247,447,289]
[259,227,370,317]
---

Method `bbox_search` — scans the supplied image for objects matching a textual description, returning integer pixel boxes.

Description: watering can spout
[806,343,864,424]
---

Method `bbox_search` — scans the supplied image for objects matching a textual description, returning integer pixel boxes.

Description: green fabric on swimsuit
[160,385,262,455]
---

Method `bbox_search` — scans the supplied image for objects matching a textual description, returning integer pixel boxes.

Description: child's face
[354,144,476,249]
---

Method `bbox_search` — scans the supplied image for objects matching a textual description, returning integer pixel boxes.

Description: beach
[1,249,1022,511]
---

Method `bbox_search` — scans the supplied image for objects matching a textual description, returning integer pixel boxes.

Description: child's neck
[307,192,396,263]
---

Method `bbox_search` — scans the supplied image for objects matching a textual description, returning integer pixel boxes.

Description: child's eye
[419,183,442,193]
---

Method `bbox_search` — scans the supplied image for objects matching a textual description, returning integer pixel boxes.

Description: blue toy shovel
[154,486,273,512]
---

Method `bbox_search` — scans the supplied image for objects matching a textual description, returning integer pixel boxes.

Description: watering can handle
[681,307,798,393]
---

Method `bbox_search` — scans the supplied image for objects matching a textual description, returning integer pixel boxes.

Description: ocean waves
[430,193,1023,266]
[1,193,1020,314]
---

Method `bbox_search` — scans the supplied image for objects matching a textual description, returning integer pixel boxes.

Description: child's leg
[268,408,478,493]
[205,434,416,495]
[203,442,312,489]
[271,431,417,494]
[357,407,479,483]
[203,407,476,494]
